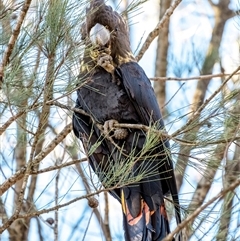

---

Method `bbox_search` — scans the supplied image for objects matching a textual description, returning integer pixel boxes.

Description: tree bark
[175,0,235,191]
[154,0,171,115]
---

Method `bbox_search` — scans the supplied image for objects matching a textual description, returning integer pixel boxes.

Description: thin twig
[0,0,33,87]
[82,210,94,241]
[150,72,240,82]
[54,169,59,241]
[8,185,124,224]
[162,178,240,241]
[0,123,72,196]
[34,158,88,175]
[103,192,112,241]
[136,0,182,61]
[0,111,25,135]
[0,124,71,232]
[0,190,103,234]
[172,66,240,138]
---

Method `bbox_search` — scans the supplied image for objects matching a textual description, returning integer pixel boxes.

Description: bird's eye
[115,27,118,32]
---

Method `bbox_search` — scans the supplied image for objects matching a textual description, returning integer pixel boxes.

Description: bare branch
[0,123,72,196]
[150,72,240,82]
[172,66,240,139]
[216,142,240,240]
[0,111,25,135]
[163,177,240,241]
[103,192,112,241]
[0,0,33,88]
[54,169,60,241]
[136,0,182,61]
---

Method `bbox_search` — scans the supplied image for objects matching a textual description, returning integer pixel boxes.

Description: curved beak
[89,23,110,46]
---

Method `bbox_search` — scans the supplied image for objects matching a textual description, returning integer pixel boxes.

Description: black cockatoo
[72,1,181,240]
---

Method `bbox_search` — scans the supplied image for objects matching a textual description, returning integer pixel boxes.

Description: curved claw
[97,53,121,85]
[97,54,114,73]
[103,119,118,135]
[103,119,128,140]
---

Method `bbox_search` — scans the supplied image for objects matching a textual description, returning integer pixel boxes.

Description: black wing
[72,98,121,201]
[73,63,181,240]
[117,61,181,225]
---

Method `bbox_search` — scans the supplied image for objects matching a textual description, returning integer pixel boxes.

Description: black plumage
[72,1,181,240]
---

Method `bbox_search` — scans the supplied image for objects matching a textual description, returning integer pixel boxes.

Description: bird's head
[82,1,135,66]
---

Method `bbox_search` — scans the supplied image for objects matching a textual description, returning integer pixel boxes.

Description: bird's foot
[98,53,114,73]
[103,119,128,140]
[97,54,120,85]
[90,48,100,60]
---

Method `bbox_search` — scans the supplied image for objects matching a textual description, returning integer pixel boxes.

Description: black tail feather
[121,189,171,241]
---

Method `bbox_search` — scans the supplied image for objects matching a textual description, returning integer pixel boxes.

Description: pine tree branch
[186,95,240,239]
[0,0,33,88]
[163,177,240,241]
[0,123,72,197]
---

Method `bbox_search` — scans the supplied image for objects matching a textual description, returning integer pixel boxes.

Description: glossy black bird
[72,1,181,240]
